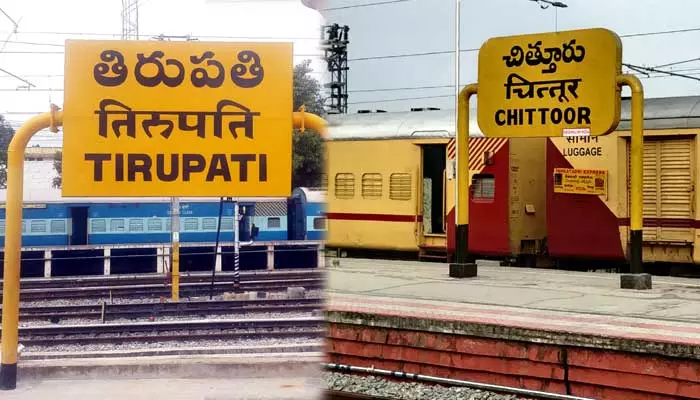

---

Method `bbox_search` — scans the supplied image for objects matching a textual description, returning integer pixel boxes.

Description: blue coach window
[50,220,66,233]
[184,218,199,231]
[147,218,163,232]
[91,219,107,233]
[268,217,281,228]
[110,219,125,232]
[313,217,326,230]
[31,220,47,233]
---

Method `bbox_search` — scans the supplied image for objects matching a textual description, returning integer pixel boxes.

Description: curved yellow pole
[293,107,328,138]
[451,84,477,276]
[616,74,644,276]
[1,107,62,390]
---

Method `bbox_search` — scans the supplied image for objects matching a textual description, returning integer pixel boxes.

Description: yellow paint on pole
[477,28,622,138]
[62,40,294,197]
[457,84,478,227]
[1,107,63,390]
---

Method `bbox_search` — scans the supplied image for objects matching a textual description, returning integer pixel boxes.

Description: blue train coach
[0,189,326,248]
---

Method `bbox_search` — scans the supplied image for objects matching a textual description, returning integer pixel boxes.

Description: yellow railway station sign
[553,168,608,196]
[62,40,293,197]
[477,28,622,138]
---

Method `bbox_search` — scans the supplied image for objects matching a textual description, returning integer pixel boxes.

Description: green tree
[0,115,16,189]
[51,60,327,190]
[292,59,326,189]
[52,150,62,189]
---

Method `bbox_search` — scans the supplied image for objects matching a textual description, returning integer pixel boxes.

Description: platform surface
[2,377,324,400]
[325,258,700,349]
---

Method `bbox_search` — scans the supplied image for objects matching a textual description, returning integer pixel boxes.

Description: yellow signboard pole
[1,106,62,390]
[617,74,647,286]
[450,84,478,278]
[171,196,180,302]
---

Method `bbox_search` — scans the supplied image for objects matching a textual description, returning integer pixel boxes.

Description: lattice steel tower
[121,0,139,40]
[321,24,349,114]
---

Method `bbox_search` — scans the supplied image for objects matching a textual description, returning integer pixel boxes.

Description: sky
[0,0,325,147]
[320,0,700,113]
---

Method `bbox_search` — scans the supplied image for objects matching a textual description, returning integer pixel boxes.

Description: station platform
[6,353,324,399]
[324,258,700,400]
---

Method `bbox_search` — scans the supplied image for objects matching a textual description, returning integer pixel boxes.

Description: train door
[69,206,88,245]
[287,196,305,240]
[419,144,447,258]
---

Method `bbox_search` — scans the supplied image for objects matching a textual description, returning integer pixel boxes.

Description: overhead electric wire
[322,0,409,11]
[9,30,319,41]
[624,63,700,82]
[653,56,700,69]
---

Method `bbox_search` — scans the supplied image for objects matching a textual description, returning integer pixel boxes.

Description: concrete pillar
[215,245,222,272]
[157,247,168,273]
[43,250,52,278]
[104,248,111,276]
[266,245,275,270]
[317,244,325,268]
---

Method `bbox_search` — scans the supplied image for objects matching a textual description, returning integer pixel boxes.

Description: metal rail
[6,270,323,290]
[4,277,324,301]
[12,298,324,322]
[324,363,597,400]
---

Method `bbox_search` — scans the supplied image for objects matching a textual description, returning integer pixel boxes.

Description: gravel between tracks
[324,372,536,400]
[19,289,326,307]
[26,334,323,353]
[19,311,319,327]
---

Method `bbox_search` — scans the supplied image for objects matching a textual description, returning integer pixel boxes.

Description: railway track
[11,297,324,322]
[323,391,399,400]
[0,271,324,302]
[10,269,323,290]
[14,317,324,347]
[13,277,323,301]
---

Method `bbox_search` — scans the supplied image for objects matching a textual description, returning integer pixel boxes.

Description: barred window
[335,173,355,199]
[184,218,199,231]
[110,219,125,232]
[362,173,382,198]
[0,220,5,234]
[389,173,412,200]
[129,219,144,232]
[221,217,234,231]
[147,218,163,232]
[50,219,66,233]
[91,219,107,233]
[31,220,47,233]
[313,217,326,230]
[472,174,495,200]
[202,217,217,230]
[320,173,328,190]
[268,217,281,228]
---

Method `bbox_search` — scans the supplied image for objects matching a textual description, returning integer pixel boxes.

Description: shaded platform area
[6,353,324,399]
[325,258,700,400]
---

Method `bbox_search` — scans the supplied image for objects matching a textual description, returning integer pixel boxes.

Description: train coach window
[321,173,328,190]
[389,173,412,201]
[184,218,199,231]
[221,217,234,230]
[31,220,47,233]
[268,217,281,228]
[91,219,106,233]
[147,218,163,232]
[50,220,66,234]
[313,217,326,230]
[202,217,217,231]
[0,220,5,235]
[472,174,495,201]
[362,173,383,198]
[129,219,144,232]
[110,219,125,232]
[335,173,355,199]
